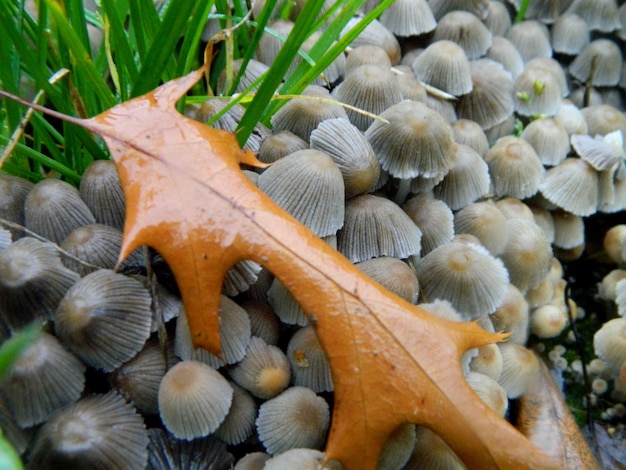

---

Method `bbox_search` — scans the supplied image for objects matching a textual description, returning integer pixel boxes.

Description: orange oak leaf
[514,355,601,469]
[0,69,562,469]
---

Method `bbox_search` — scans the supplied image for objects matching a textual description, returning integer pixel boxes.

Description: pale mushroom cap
[345,45,392,75]
[287,326,334,393]
[267,278,309,326]
[428,0,489,20]
[257,149,345,237]
[0,174,34,240]
[465,371,508,417]
[378,423,416,470]
[495,197,535,221]
[55,269,152,372]
[379,0,436,36]
[617,279,626,317]
[452,119,490,156]
[28,392,149,470]
[483,2,511,36]
[603,225,626,265]
[552,210,585,249]
[234,452,271,470]
[469,343,504,381]
[454,200,508,256]
[335,64,403,131]
[433,11,492,59]
[433,143,491,210]
[484,136,544,199]
[258,131,309,164]
[229,336,291,399]
[456,59,514,131]
[403,195,455,255]
[497,343,540,398]
[341,18,401,64]
[411,40,473,96]
[526,57,569,98]
[214,382,258,445]
[416,241,509,318]
[555,100,589,136]
[158,361,233,440]
[571,132,623,171]
[405,426,466,469]
[489,283,530,345]
[513,67,561,117]
[551,13,590,55]
[0,332,85,428]
[539,158,599,217]
[565,0,621,32]
[79,160,125,231]
[365,100,457,179]
[241,300,281,346]
[505,20,552,61]
[530,304,569,339]
[263,449,325,469]
[337,194,422,263]
[499,218,553,292]
[147,429,234,470]
[310,117,381,198]
[256,386,330,455]
[530,205,556,244]
[520,117,570,166]
[582,104,626,138]
[60,223,127,276]
[594,318,626,373]
[570,39,623,87]
[25,179,95,244]
[484,36,524,79]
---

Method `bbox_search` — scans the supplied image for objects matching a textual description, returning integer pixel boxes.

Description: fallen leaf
[514,356,601,469]
[0,68,562,469]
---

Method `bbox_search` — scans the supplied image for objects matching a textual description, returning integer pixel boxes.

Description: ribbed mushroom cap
[287,326,334,392]
[483,2,511,36]
[28,392,148,470]
[570,39,623,87]
[271,86,348,142]
[175,296,251,368]
[0,394,32,455]
[411,40,473,96]
[25,179,95,244]
[484,36,524,79]
[234,452,271,470]
[530,304,568,339]
[0,332,85,428]
[454,200,508,256]
[147,429,234,470]
[552,210,585,249]
[217,58,270,95]
[551,13,590,55]
[419,298,464,322]
[456,59,514,131]
[379,0,436,36]
[603,225,626,265]
[341,18,401,64]
[521,117,570,167]
[539,158,599,216]
[258,19,294,66]
[403,195,454,255]
[61,223,142,276]
[258,131,309,164]
[505,20,552,61]
[469,343,504,381]
[524,0,569,24]
[565,0,620,32]
[229,336,291,399]
[366,100,456,179]
[598,270,626,302]
[513,67,562,117]
[465,371,508,418]
[337,194,422,263]
[582,104,626,137]
[490,283,530,345]
[525,274,556,309]
[594,318,626,373]
[405,426,465,469]
[79,160,125,231]
[345,45,392,75]
[158,361,233,440]
[378,423,416,470]
[571,131,623,171]
[257,149,344,237]
[0,237,79,331]
[335,64,403,131]
[485,115,516,146]
[109,338,177,415]
[310,118,380,198]
[428,0,489,20]
[256,386,330,455]
[0,174,34,240]
[393,66,428,103]
[423,94,458,123]
[240,300,280,346]
[267,278,308,326]
[130,274,182,332]
[416,241,509,318]
[484,136,544,199]
[215,382,258,446]
[264,449,325,469]
[530,205,556,244]
[452,119,489,156]
[526,57,569,98]
[500,218,553,292]
[433,144,490,210]
[495,197,535,221]
[555,100,589,136]
[433,11,492,59]
[497,343,540,398]
[55,269,152,371]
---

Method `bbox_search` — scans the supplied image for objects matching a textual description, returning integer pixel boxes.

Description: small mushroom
[214,381,258,446]
[379,0,436,37]
[505,20,552,61]
[551,13,590,56]
[0,174,34,240]
[79,160,125,231]
[287,326,334,393]
[497,343,540,398]
[403,195,454,256]
[411,40,472,96]
[147,429,234,470]
[433,11,492,59]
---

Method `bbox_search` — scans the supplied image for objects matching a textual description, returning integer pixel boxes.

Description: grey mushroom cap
[569,39,624,87]
[379,0,436,37]
[411,40,473,97]
[565,0,621,32]
[505,20,552,62]
[433,11,493,60]
[551,13,590,55]
[0,174,34,240]
[147,429,234,470]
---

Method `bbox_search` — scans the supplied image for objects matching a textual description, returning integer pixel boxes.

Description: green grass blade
[235,0,328,146]
[176,0,216,77]
[128,0,160,60]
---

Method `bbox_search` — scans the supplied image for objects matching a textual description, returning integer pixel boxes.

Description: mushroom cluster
[2,0,626,467]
